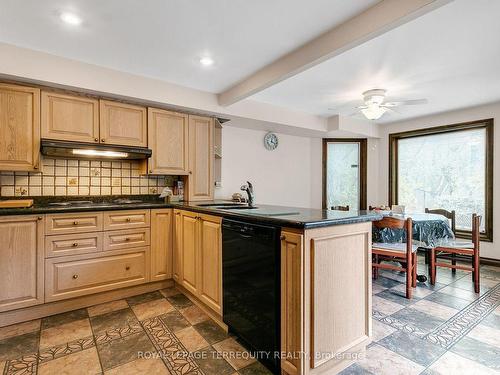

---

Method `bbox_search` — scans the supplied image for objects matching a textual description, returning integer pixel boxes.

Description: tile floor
[0,255,498,375]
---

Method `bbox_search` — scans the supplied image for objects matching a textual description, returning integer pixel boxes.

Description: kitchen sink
[197,203,246,207]
[218,206,259,210]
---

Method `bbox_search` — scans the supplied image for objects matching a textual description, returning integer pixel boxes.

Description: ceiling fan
[349,89,427,120]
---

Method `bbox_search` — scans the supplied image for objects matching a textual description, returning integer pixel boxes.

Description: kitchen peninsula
[0,197,380,375]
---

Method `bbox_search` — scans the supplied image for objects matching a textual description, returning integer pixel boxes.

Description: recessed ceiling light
[199,57,214,67]
[60,12,82,25]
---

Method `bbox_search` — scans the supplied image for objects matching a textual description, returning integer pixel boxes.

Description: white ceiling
[0,0,379,93]
[251,0,500,123]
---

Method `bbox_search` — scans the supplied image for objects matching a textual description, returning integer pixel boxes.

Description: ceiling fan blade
[385,99,428,106]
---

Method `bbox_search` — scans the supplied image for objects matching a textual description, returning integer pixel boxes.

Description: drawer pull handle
[72,243,78,247]
[125,266,130,271]
[72,274,79,279]
[280,235,286,241]
[126,218,131,222]
[37,216,43,220]
[73,221,79,225]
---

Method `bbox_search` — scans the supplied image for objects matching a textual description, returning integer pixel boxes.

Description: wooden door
[41,91,99,143]
[180,211,199,294]
[0,215,44,312]
[99,100,147,147]
[187,115,214,201]
[281,230,304,375]
[150,209,173,281]
[172,210,183,282]
[148,108,189,175]
[0,83,40,171]
[198,214,222,315]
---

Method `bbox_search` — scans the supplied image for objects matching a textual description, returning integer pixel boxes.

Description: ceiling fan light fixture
[361,105,387,120]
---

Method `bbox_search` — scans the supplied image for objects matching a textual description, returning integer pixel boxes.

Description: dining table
[372,211,455,282]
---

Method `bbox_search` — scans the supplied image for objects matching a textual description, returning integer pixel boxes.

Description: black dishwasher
[222,218,281,374]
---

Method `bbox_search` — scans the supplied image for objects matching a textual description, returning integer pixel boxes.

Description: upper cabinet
[0,83,40,171]
[41,91,99,143]
[100,100,147,147]
[148,108,189,175]
[187,115,214,201]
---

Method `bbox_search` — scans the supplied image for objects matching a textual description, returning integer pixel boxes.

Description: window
[323,139,367,210]
[389,119,493,241]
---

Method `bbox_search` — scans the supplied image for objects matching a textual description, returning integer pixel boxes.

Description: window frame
[322,138,367,210]
[389,118,494,242]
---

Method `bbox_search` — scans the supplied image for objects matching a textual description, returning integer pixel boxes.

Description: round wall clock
[264,132,279,151]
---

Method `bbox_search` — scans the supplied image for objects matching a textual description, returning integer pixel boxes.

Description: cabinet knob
[189,171,192,175]
[175,212,180,216]
[125,266,130,271]
[37,216,43,220]
[73,221,79,225]
[149,170,153,174]
[72,243,78,247]
[125,237,130,241]
[94,138,99,142]
[280,235,286,241]
[33,165,38,170]
[72,274,79,279]
[101,138,105,143]
[126,217,131,222]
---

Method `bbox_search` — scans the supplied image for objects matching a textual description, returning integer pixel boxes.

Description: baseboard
[0,279,173,328]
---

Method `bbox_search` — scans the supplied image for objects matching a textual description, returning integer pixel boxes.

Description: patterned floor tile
[376,289,419,306]
[194,345,235,375]
[126,291,164,306]
[480,309,500,329]
[158,310,191,332]
[90,307,139,335]
[378,330,446,366]
[466,323,500,348]
[438,285,482,302]
[212,337,256,370]
[355,343,424,375]
[104,356,170,375]
[428,351,498,375]
[371,283,387,294]
[38,336,95,363]
[166,293,194,309]
[179,305,210,325]
[193,320,230,344]
[424,291,472,310]
[371,320,397,342]
[0,320,40,341]
[174,326,210,352]
[41,308,88,329]
[372,295,405,316]
[97,331,155,371]
[2,354,38,375]
[411,299,459,320]
[450,336,500,370]
[39,318,93,349]
[0,331,39,361]
[390,308,445,334]
[390,283,434,298]
[38,347,101,375]
[338,362,376,375]
[373,276,403,289]
[87,299,129,317]
[160,287,182,298]
[238,361,273,375]
[131,298,175,321]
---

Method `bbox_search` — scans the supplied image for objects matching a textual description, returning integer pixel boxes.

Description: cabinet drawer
[46,232,103,258]
[45,249,149,302]
[104,228,150,251]
[103,210,150,230]
[46,213,103,234]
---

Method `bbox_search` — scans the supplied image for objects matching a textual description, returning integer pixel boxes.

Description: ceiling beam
[218,0,453,106]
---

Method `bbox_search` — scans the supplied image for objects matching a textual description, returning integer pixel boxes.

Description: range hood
[41,139,152,160]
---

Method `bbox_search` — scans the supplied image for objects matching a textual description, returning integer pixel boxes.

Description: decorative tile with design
[39,319,93,349]
[38,336,95,363]
[37,347,101,375]
[0,331,40,361]
[450,336,500,370]
[2,354,38,375]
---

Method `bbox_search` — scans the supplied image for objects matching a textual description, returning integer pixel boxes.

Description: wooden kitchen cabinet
[148,108,189,175]
[0,83,40,171]
[198,214,222,314]
[150,209,173,281]
[179,210,199,295]
[0,215,44,312]
[100,100,147,147]
[41,91,99,144]
[187,115,214,201]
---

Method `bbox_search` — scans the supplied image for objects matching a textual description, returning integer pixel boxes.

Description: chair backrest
[425,208,456,233]
[373,216,413,256]
[331,205,349,211]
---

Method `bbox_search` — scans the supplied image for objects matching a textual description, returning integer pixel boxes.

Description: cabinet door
[180,211,199,294]
[187,115,214,201]
[198,214,222,315]
[0,215,44,312]
[151,209,173,281]
[148,108,189,175]
[100,100,147,147]
[41,91,99,143]
[0,83,40,171]
[173,210,183,282]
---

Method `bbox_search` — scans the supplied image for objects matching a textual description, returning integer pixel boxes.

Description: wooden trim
[389,119,494,242]
[322,138,367,210]
[0,280,173,328]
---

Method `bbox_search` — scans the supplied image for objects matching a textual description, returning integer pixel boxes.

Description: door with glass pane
[323,139,367,210]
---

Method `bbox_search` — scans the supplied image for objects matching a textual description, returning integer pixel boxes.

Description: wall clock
[264,132,279,151]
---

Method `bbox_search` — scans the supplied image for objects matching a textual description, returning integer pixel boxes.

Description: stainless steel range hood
[41,139,152,160]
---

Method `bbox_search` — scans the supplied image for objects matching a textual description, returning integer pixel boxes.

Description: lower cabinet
[173,210,222,315]
[150,209,173,281]
[0,215,44,312]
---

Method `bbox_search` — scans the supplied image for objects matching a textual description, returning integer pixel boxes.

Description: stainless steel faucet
[240,181,255,207]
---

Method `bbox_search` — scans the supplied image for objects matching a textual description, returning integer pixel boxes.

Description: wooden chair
[425,208,456,270]
[430,214,481,293]
[372,216,417,299]
[331,205,349,211]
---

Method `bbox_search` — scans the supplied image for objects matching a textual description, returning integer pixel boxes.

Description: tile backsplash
[0,158,178,197]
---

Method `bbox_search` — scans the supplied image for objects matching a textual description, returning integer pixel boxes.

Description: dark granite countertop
[0,197,382,229]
